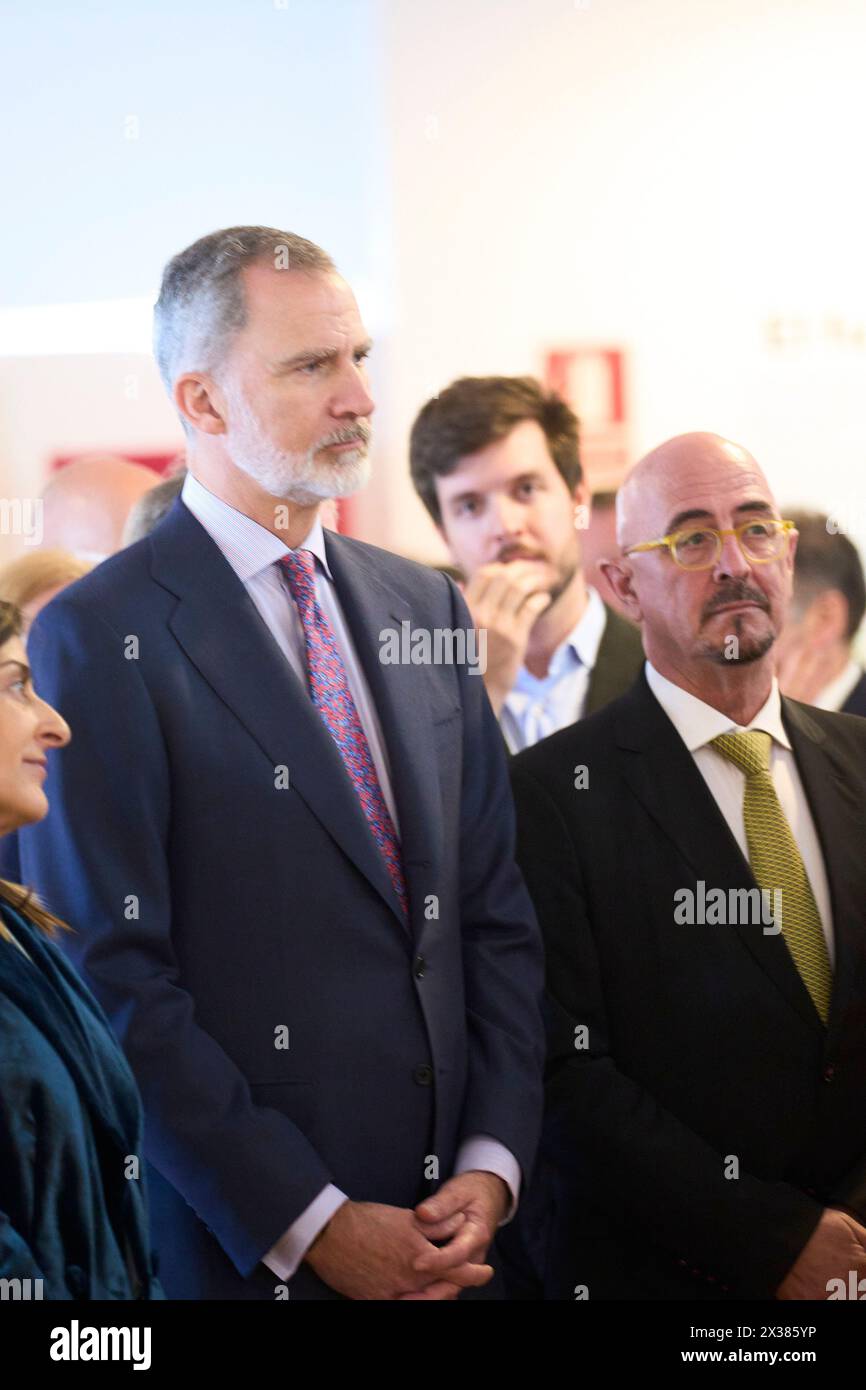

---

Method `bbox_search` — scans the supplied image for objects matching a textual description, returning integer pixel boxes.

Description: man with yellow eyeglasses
[507,432,866,1301]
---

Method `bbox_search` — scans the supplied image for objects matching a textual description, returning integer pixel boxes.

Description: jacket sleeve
[20,596,333,1279]
[510,760,824,1299]
[445,578,546,1186]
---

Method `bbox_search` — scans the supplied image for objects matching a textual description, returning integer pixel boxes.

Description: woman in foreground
[0,598,162,1299]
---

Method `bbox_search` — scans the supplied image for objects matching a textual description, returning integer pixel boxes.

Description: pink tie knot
[279,549,316,604]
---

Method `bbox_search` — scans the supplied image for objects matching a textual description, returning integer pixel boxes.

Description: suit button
[823,1063,836,1083]
[413,955,427,979]
[413,1064,434,1086]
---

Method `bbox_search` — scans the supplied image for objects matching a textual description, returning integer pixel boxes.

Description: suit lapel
[615,674,825,1031]
[584,606,643,717]
[782,698,866,1042]
[151,504,408,927]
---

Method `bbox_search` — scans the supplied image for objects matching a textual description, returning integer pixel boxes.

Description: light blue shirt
[501,586,608,752]
[180,473,520,1282]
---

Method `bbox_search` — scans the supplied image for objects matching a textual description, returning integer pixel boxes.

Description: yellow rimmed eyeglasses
[623,518,796,571]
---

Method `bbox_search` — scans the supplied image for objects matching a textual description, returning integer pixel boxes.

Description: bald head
[601,432,797,713]
[41,456,160,559]
[616,433,771,552]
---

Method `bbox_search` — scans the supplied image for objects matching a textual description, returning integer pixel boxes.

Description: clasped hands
[305,1170,508,1300]
[776,1208,866,1300]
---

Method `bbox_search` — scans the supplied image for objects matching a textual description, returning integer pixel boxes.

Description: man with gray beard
[16,227,544,1301]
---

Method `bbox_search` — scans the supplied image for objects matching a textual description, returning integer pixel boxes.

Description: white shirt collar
[814,657,864,713]
[510,586,607,695]
[645,659,791,752]
[180,472,332,584]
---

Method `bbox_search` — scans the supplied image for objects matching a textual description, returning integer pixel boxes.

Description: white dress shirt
[180,473,519,1282]
[645,662,834,963]
[501,587,608,752]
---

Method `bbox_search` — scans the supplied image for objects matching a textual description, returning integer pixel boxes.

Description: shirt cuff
[454,1136,521,1224]
[261,1184,349,1283]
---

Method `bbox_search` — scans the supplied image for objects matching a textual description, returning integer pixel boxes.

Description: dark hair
[0,600,70,941]
[590,489,617,511]
[409,376,582,526]
[789,510,866,640]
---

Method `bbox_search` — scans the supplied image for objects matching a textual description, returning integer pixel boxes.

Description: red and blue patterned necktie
[279,549,408,917]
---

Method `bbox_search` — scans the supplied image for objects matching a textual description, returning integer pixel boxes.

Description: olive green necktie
[711,730,832,1024]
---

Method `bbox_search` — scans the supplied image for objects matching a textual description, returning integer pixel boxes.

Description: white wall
[0,0,388,309]
[381,0,866,565]
[2,0,866,580]
[0,0,392,558]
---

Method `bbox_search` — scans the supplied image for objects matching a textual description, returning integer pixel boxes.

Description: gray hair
[153,226,336,409]
[122,466,188,546]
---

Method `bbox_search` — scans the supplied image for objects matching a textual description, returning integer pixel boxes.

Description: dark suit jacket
[16,499,544,1300]
[508,671,866,1299]
[583,605,644,717]
[0,900,162,1299]
[842,670,866,718]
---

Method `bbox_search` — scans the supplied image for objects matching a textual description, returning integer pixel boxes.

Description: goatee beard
[708,629,776,665]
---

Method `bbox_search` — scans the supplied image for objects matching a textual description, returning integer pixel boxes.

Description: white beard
[225,386,371,505]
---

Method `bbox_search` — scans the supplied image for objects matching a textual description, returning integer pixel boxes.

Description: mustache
[702,580,770,620]
[497,543,547,563]
[315,423,372,451]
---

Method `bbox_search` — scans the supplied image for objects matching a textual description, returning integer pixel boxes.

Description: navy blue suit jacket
[16,499,544,1299]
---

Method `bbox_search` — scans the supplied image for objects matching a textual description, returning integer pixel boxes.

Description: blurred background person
[0,599,162,1300]
[40,455,160,562]
[776,511,866,716]
[410,376,643,751]
[122,466,187,546]
[0,549,92,628]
